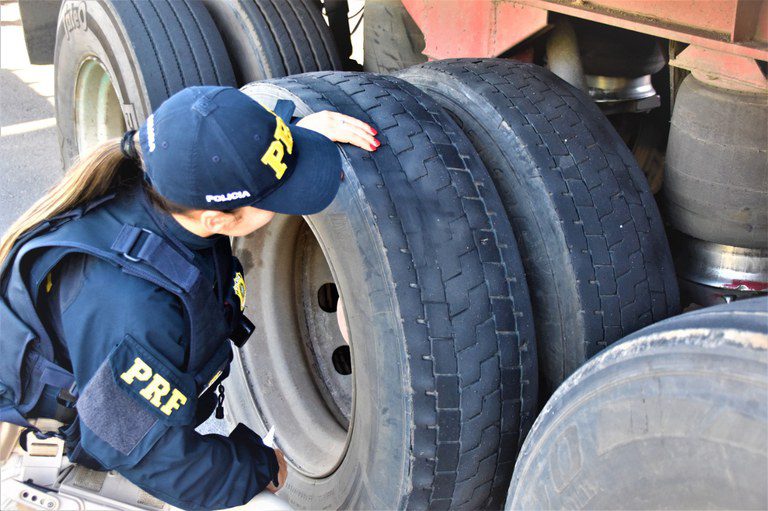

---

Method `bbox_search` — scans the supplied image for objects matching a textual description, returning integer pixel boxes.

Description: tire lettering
[122,104,138,131]
[549,425,582,492]
[63,1,87,40]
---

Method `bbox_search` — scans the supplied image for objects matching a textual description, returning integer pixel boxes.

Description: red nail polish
[370,143,377,150]
[374,139,381,147]
[371,128,378,135]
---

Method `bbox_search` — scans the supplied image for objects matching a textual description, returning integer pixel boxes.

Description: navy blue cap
[138,86,342,215]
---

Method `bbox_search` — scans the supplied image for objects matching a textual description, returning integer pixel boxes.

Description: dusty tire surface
[230,71,537,510]
[54,0,235,166]
[399,59,679,396]
[201,0,341,84]
[507,297,768,510]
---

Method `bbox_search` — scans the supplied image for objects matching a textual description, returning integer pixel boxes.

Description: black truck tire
[507,297,768,510]
[399,59,679,397]
[54,0,235,167]
[229,71,537,510]
[201,0,342,85]
[363,0,426,73]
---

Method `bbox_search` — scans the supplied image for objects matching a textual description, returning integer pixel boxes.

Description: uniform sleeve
[49,255,278,510]
[79,421,279,510]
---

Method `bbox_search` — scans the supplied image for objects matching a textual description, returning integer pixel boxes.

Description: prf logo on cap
[261,112,294,180]
[138,86,342,214]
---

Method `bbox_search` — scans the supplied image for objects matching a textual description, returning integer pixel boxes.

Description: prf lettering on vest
[260,116,293,179]
[120,357,188,416]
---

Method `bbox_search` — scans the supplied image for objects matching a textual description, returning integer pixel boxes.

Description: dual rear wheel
[399,59,679,397]
[226,61,680,508]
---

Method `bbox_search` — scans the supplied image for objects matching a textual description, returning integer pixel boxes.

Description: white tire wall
[507,297,768,510]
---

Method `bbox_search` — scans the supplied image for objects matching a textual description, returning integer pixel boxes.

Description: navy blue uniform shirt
[31,191,277,511]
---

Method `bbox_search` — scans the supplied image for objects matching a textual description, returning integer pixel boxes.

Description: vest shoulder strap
[110,225,201,293]
[0,194,206,429]
[18,199,203,295]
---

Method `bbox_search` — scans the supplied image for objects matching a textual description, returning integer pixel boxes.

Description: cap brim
[250,125,342,215]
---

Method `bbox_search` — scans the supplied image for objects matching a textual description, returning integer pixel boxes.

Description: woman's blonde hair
[0,135,186,268]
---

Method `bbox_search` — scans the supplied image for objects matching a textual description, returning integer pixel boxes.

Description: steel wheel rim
[74,57,124,154]
[294,223,354,428]
[233,215,354,478]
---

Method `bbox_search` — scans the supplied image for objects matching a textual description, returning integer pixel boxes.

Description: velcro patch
[109,335,197,426]
[78,359,156,455]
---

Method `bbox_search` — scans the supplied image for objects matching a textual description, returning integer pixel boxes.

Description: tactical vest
[0,184,253,438]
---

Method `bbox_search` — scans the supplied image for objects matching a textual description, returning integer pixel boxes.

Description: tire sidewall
[227,85,411,510]
[55,0,150,166]
[509,328,768,509]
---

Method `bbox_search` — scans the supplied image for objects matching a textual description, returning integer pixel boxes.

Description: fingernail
[371,128,378,135]
[369,143,377,150]
[374,139,381,147]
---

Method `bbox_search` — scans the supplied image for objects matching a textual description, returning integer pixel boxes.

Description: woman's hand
[296,111,379,151]
[266,448,288,493]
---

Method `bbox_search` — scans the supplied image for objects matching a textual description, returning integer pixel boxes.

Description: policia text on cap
[0,86,378,510]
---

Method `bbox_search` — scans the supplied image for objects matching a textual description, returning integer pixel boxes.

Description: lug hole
[317,282,339,313]
[332,346,352,375]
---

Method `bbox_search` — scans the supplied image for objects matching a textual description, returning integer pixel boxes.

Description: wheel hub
[74,58,124,154]
[295,224,353,428]
[674,233,768,305]
[231,215,353,478]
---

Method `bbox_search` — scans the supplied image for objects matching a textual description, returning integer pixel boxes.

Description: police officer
[0,86,377,510]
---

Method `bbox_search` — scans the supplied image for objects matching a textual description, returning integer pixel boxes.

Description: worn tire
[664,74,768,249]
[363,0,426,73]
[201,0,341,85]
[507,297,768,510]
[229,71,537,510]
[399,59,680,397]
[54,0,235,166]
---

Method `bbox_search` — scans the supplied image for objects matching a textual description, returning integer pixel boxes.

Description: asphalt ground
[0,1,62,232]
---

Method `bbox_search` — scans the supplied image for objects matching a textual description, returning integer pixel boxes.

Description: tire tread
[400,59,679,393]
[251,71,537,509]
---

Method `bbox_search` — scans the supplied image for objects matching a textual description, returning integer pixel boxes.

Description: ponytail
[0,135,138,267]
